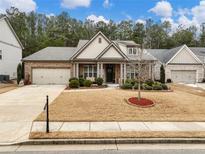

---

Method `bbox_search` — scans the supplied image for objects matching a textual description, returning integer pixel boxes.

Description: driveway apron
[0,85,65,144]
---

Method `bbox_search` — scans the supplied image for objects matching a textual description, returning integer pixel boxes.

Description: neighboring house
[23,31,156,85]
[147,45,205,83]
[0,16,23,80]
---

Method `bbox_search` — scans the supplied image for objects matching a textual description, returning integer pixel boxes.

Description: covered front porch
[72,61,155,85]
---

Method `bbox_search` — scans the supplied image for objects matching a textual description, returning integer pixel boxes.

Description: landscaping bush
[160,65,165,83]
[79,77,85,87]
[121,83,133,89]
[134,83,138,89]
[96,77,103,86]
[17,63,22,84]
[84,79,92,87]
[69,79,79,88]
[167,78,172,83]
[202,78,205,83]
[144,79,154,86]
[69,77,78,82]
[142,83,153,90]
[125,79,136,86]
[152,82,163,90]
[162,84,168,90]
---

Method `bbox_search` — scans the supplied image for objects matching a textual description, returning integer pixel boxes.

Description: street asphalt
[1,144,205,154]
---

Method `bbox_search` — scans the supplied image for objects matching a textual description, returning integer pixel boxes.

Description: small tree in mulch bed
[127,43,154,108]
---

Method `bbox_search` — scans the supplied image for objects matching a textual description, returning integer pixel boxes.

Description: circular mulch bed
[127,97,155,108]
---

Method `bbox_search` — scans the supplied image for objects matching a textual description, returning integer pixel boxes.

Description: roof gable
[96,43,128,60]
[71,31,111,60]
[167,45,202,64]
[0,17,23,49]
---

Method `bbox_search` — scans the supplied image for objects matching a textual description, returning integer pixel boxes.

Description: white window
[0,50,2,60]
[127,65,137,79]
[83,65,97,78]
[128,48,137,55]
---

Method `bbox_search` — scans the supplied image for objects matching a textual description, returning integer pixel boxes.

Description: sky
[0,0,205,31]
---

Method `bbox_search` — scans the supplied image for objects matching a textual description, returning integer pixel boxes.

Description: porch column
[123,63,126,84]
[97,63,100,77]
[76,63,79,78]
[100,63,103,78]
[149,63,151,79]
[73,63,76,77]
[120,63,123,85]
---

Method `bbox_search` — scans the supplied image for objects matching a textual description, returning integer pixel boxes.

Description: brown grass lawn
[30,131,205,139]
[0,84,17,94]
[36,84,205,122]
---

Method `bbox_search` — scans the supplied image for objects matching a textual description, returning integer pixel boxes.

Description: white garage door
[171,70,196,84]
[32,68,70,85]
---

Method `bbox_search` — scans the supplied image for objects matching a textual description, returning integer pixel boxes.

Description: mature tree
[132,23,145,44]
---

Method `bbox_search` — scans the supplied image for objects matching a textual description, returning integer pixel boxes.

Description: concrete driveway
[0,85,65,144]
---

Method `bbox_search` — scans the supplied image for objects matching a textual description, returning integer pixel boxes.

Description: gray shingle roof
[114,40,139,46]
[23,47,76,61]
[147,45,184,63]
[189,47,205,62]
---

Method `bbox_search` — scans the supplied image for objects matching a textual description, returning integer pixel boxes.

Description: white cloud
[86,14,109,24]
[192,0,205,25]
[103,0,111,8]
[0,0,36,13]
[136,19,146,25]
[61,0,91,9]
[176,8,191,16]
[149,0,173,18]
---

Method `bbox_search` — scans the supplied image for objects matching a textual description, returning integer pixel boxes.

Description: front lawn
[35,84,205,122]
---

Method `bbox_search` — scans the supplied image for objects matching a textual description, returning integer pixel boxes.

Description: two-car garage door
[32,68,70,85]
[171,70,196,84]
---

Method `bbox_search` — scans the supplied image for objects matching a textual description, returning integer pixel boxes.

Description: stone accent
[24,61,72,83]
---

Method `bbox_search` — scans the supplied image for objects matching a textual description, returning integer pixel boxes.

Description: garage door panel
[171,70,196,84]
[32,68,70,85]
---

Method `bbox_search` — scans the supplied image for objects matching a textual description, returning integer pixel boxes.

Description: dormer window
[99,37,102,43]
[0,50,2,60]
[128,48,137,55]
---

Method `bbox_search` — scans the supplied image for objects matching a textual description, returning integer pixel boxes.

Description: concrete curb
[3,138,205,146]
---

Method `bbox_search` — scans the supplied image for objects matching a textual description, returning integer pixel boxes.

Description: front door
[106,64,115,83]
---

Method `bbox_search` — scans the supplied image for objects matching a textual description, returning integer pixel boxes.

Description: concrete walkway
[0,85,65,144]
[31,121,205,132]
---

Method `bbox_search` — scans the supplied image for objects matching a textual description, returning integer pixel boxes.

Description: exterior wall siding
[24,61,72,83]
[0,42,22,79]
[165,64,204,82]
[169,48,198,64]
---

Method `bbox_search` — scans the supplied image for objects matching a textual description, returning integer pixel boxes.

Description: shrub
[145,79,154,86]
[167,78,172,83]
[17,63,22,84]
[121,83,133,89]
[202,78,205,83]
[69,80,79,88]
[96,77,103,86]
[160,65,165,83]
[79,77,85,87]
[162,84,168,90]
[69,77,78,82]
[125,79,136,86]
[84,80,92,87]
[142,83,153,90]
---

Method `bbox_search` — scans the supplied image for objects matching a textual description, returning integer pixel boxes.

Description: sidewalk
[31,121,205,132]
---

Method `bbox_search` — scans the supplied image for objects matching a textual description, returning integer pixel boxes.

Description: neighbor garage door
[32,68,70,85]
[171,70,196,84]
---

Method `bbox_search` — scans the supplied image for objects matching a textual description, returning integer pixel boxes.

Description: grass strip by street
[30,131,205,139]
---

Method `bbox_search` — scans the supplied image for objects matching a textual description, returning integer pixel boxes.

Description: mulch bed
[127,97,155,108]
[65,85,108,90]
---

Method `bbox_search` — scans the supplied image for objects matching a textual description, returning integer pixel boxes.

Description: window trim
[98,37,102,43]
[128,48,137,55]
[83,65,97,78]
